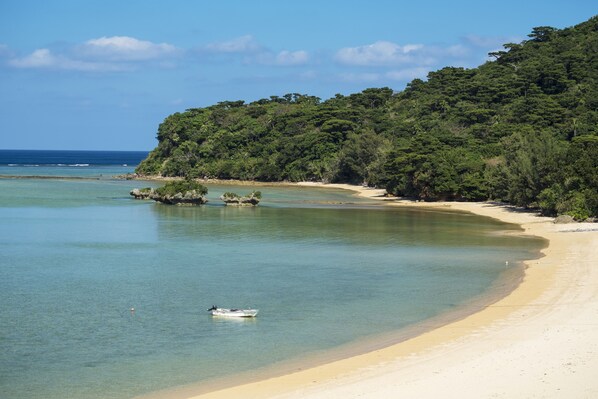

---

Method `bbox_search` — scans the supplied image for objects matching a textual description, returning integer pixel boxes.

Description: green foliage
[220,190,262,206]
[222,190,261,199]
[490,129,566,208]
[154,179,208,197]
[334,129,390,184]
[137,16,598,218]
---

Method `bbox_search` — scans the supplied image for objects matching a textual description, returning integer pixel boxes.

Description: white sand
[187,183,598,399]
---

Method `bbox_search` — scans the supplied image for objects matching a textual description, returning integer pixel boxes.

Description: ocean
[0,150,545,399]
[0,150,148,179]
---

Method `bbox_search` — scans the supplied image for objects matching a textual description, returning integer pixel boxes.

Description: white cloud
[253,50,309,66]
[200,35,308,66]
[335,41,424,66]
[6,36,179,72]
[9,48,55,68]
[77,36,179,61]
[335,40,476,68]
[8,48,128,72]
[202,35,262,54]
[331,33,517,87]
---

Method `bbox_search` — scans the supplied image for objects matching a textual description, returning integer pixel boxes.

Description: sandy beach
[183,182,598,399]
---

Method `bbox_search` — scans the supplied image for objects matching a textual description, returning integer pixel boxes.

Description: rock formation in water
[152,190,208,205]
[130,187,154,199]
[220,191,261,206]
[130,180,208,205]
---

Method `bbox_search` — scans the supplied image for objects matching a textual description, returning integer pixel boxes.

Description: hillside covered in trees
[137,16,598,219]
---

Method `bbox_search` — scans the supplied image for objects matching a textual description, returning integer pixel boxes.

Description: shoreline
[172,182,598,399]
[139,256,527,399]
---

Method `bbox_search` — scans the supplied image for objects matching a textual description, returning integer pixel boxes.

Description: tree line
[137,16,598,219]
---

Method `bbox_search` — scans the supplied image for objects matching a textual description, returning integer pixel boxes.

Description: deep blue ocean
[0,149,148,167]
[0,149,148,179]
[0,150,545,399]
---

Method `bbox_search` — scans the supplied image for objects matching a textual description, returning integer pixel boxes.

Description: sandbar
[175,182,598,399]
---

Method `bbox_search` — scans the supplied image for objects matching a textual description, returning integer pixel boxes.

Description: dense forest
[137,16,598,219]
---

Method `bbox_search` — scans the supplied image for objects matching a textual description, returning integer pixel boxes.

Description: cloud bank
[198,35,310,66]
[3,33,507,87]
[8,48,129,72]
[5,34,312,72]
[335,40,470,67]
[336,41,425,66]
[77,36,179,61]
[6,36,180,72]
[329,37,506,84]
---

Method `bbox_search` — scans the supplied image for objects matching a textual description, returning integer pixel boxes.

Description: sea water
[0,150,545,399]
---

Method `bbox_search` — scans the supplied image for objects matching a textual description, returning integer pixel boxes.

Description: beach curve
[180,182,598,398]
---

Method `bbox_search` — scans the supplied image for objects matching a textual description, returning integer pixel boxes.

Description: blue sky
[1,1,596,151]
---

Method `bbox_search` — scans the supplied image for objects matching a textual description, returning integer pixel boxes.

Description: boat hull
[209,308,259,318]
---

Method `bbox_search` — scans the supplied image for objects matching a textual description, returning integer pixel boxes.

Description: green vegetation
[154,179,208,197]
[221,191,262,200]
[220,191,261,206]
[137,16,598,219]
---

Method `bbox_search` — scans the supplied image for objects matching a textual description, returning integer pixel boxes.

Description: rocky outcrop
[130,181,208,205]
[118,173,140,180]
[151,190,208,205]
[220,191,261,206]
[130,187,154,199]
[554,215,575,224]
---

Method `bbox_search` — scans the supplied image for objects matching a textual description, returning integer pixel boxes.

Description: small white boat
[207,305,259,318]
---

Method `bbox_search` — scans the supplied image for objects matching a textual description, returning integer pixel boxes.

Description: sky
[1,1,596,151]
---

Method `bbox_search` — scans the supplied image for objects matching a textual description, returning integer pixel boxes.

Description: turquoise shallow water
[0,161,545,399]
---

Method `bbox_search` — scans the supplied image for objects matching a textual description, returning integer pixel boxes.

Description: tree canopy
[137,16,598,219]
